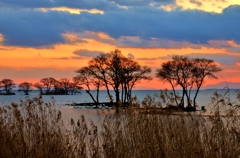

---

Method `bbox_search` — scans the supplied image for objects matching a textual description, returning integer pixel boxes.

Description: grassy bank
[0,92,240,158]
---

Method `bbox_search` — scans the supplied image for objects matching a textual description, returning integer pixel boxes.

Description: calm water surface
[0,89,238,106]
[0,89,239,120]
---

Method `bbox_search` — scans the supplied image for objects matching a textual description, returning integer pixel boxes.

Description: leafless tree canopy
[75,49,152,111]
[33,82,44,94]
[33,77,82,95]
[0,78,16,94]
[40,77,57,94]
[156,55,222,110]
[18,82,33,95]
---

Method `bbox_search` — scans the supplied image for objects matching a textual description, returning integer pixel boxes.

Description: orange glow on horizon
[0,32,240,89]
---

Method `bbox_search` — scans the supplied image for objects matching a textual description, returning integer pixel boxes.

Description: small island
[0,92,16,95]
[0,78,16,95]
[68,52,221,113]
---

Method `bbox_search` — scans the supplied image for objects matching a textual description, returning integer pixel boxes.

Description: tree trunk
[169,81,179,107]
[115,88,120,114]
[124,86,127,103]
[193,81,203,109]
[40,89,43,95]
[24,90,29,95]
[178,85,186,108]
[121,84,124,103]
[86,90,98,104]
[184,89,192,108]
[96,88,99,107]
[105,82,112,103]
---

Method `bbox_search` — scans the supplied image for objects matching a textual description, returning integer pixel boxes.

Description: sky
[0,0,240,89]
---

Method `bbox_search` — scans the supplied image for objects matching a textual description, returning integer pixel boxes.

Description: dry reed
[0,90,239,158]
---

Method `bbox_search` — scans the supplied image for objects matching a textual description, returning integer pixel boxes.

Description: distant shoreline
[0,93,16,95]
[4,89,240,92]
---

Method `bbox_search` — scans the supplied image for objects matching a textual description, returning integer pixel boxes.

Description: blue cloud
[0,0,175,9]
[0,10,67,46]
[76,6,240,44]
[0,4,239,47]
[187,53,240,65]
[109,0,175,6]
[0,0,119,11]
[73,49,105,57]
[162,53,240,66]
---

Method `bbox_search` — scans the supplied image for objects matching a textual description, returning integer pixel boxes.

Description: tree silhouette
[75,49,152,112]
[18,82,32,95]
[191,58,222,107]
[156,55,222,110]
[120,59,152,103]
[35,78,82,95]
[58,78,82,95]
[68,80,82,95]
[104,50,151,109]
[58,78,71,94]
[40,77,57,94]
[0,78,16,94]
[52,80,61,94]
[156,60,180,106]
[75,67,102,105]
[33,82,44,94]
[88,53,112,102]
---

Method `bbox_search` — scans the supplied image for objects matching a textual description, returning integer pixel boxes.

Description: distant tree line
[33,78,82,95]
[0,50,222,112]
[0,79,16,95]
[0,78,82,95]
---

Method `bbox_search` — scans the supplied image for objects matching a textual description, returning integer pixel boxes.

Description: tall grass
[0,91,240,158]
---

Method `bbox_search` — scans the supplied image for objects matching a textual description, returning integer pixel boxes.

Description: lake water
[0,89,239,107]
[0,89,239,121]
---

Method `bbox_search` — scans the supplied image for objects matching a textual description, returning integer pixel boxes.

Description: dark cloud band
[0,4,239,47]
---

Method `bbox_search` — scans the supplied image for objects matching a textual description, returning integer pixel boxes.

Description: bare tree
[104,50,151,109]
[52,80,61,94]
[75,49,152,113]
[0,79,16,94]
[172,55,194,108]
[33,82,44,94]
[59,78,71,94]
[75,66,102,105]
[36,78,81,95]
[40,77,57,94]
[69,80,82,95]
[105,50,124,107]
[156,55,222,110]
[120,59,152,103]
[125,66,152,103]
[191,58,222,108]
[18,82,32,95]
[88,53,112,102]
[156,60,180,107]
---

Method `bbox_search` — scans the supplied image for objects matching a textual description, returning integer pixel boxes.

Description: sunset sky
[0,0,240,89]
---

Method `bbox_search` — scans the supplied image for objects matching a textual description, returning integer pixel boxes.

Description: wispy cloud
[73,49,105,57]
